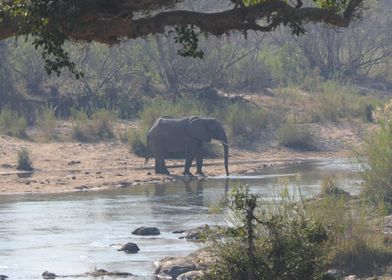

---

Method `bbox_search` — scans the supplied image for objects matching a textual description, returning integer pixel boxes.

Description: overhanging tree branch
[1,0,364,44]
[0,0,365,76]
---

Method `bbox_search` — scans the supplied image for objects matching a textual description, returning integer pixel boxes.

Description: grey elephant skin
[146,117,229,176]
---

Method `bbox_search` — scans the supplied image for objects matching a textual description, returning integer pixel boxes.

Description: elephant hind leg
[155,158,170,175]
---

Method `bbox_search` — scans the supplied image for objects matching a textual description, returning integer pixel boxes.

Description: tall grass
[36,106,58,140]
[355,99,392,213]
[308,82,380,123]
[71,109,116,142]
[225,103,267,147]
[200,186,330,280]
[277,119,316,150]
[0,107,28,138]
[201,181,392,280]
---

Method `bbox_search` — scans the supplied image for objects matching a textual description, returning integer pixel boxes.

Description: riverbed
[0,159,361,279]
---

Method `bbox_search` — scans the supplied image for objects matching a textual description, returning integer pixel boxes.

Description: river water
[0,159,361,279]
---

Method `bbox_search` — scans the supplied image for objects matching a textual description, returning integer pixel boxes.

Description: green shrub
[308,83,377,123]
[36,106,58,140]
[354,100,392,213]
[356,123,392,213]
[200,186,330,280]
[277,120,316,150]
[91,109,116,139]
[0,107,28,138]
[17,148,33,171]
[127,129,149,157]
[225,103,267,147]
[308,194,392,276]
[71,109,90,142]
[71,109,116,142]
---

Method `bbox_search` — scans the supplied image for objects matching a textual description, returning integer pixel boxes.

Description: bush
[36,106,58,140]
[277,120,316,150]
[0,107,28,138]
[308,82,378,123]
[307,194,392,276]
[356,126,392,213]
[225,103,267,147]
[200,186,330,280]
[71,109,116,142]
[17,148,33,171]
[127,129,149,157]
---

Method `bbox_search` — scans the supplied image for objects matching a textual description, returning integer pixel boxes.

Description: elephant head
[188,117,229,176]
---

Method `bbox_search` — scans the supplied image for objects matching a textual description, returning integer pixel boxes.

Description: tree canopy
[0,0,364,76]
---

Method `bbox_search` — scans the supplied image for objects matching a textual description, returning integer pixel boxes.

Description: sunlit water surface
[0,159,361,279]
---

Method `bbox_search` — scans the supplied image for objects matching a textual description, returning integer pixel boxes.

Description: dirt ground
[0,120,363,195]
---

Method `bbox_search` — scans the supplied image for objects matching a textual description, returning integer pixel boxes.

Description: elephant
[146,116,229,176]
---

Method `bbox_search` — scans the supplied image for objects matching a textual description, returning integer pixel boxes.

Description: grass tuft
[17,148,33,171]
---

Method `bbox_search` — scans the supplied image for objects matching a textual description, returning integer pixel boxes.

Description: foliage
[308,82,377,123]
[71,109,116,142]
[0,107,28,138]
[356,101,392,213]
[17,148,33,171]
[0,0,363,76]
[224,103,267,147]
[199,186,330,280]
[307,194,392,276]
[36,106,58,140]
[127,128,149,157]
[277,119,316,150]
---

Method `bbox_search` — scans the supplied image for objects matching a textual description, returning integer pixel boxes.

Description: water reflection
[0,159,361,280]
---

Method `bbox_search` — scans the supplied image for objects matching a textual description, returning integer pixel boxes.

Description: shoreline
[0,151,350,196]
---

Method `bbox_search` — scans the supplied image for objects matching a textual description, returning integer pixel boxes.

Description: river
[0,159,361,279]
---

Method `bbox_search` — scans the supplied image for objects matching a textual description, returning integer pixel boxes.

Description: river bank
[0,120,361,195]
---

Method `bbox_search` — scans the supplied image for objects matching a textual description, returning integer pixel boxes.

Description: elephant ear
[188,117,211,142]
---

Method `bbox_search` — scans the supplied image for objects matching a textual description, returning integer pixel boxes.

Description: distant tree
[290,1,392,79]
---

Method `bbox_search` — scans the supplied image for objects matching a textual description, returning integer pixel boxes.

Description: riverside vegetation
[1,1,392,277]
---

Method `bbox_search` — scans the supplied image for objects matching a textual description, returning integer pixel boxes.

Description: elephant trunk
[221,134,229,176]
[224,143,229,176]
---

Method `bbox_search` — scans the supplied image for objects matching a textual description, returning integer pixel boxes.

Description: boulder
[155,257,197,279]
[42,271,57,279]
[155,249,217,279]
[118,242,140,253]
[0,275,8,280]
[132,227,160,236]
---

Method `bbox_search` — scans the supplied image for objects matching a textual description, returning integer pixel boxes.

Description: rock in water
[132,226,160,236]
[118,242,140,253]
[42,271,57,279]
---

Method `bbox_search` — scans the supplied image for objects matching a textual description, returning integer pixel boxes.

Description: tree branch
[0,0,365,44]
